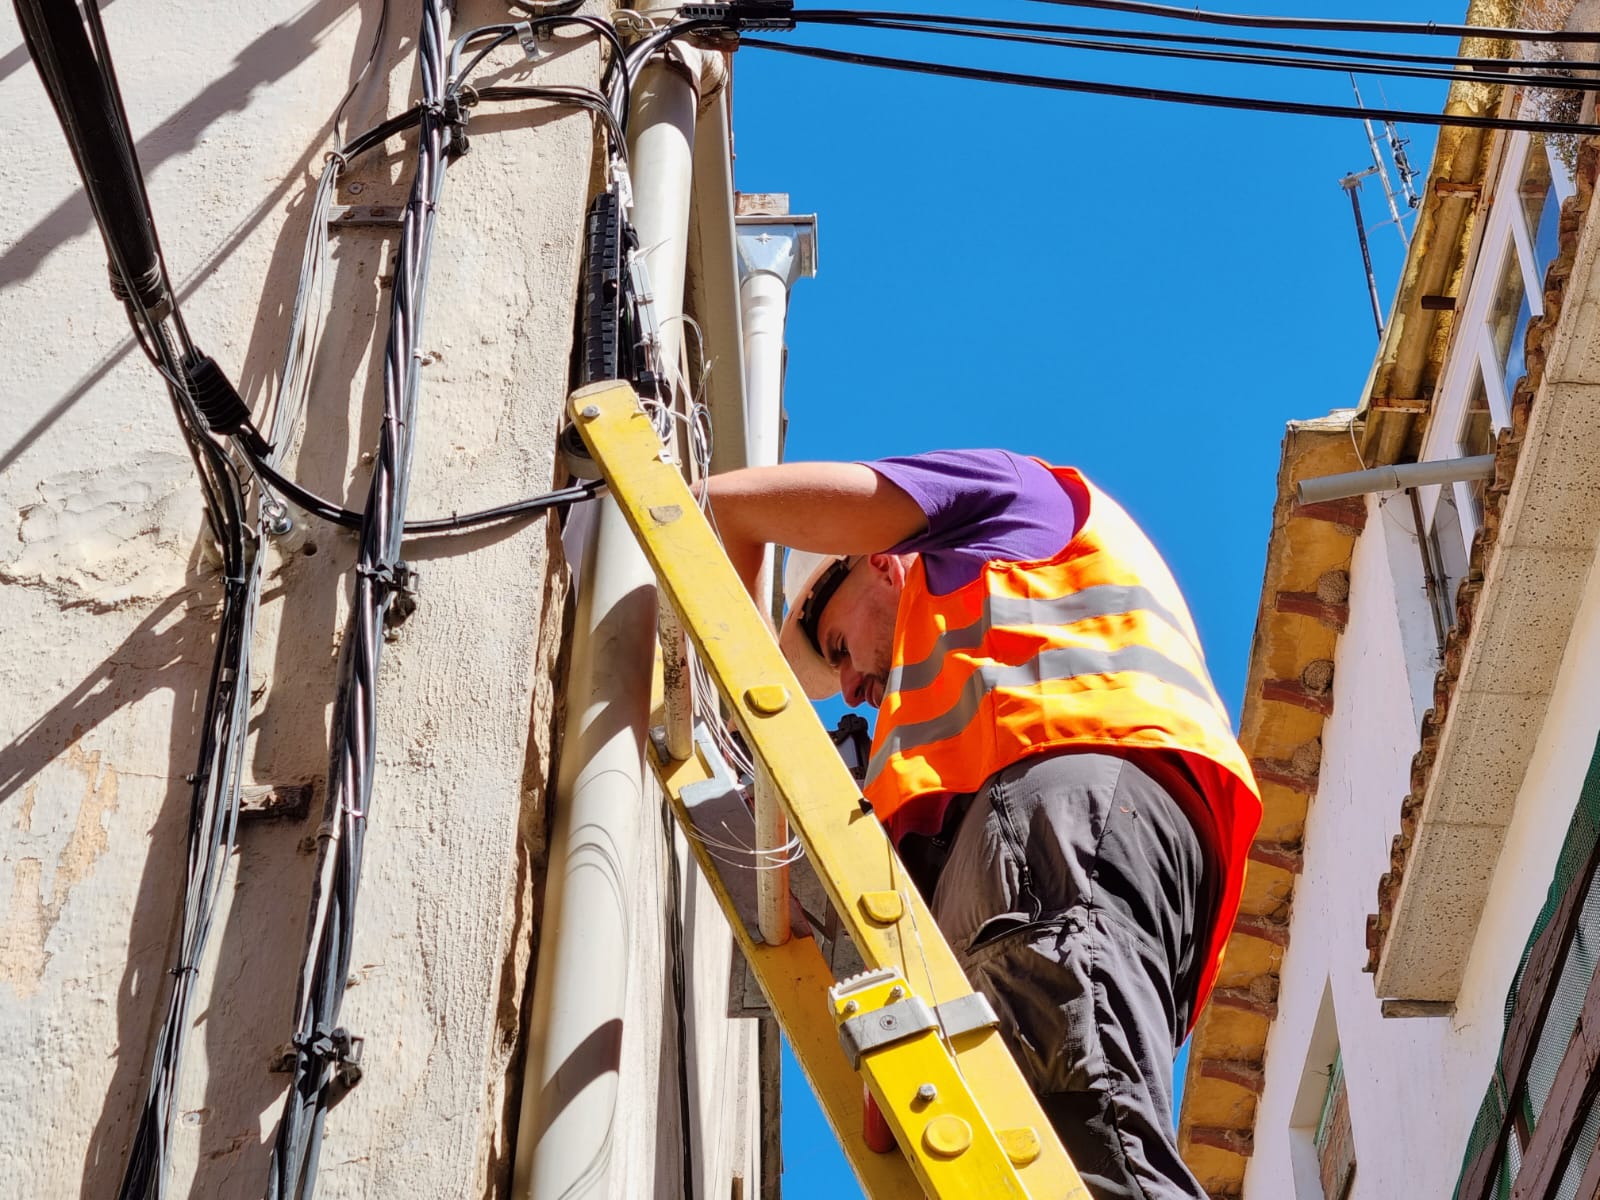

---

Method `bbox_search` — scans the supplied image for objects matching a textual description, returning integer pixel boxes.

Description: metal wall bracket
[328,204,406,230]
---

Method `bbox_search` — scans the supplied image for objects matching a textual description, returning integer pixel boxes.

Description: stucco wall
[0,3,758,1197]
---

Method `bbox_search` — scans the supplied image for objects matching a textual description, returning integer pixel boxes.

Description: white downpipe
[736,216,816,947]
[514,51,701,1200]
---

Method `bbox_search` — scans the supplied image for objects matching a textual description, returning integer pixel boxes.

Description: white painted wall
[0,3,761,1197]
[1248,485,1600,1199]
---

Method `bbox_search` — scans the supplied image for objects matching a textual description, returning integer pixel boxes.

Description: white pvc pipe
[740,269,789,613]
[1296,454,1496,505]
[738,269,792,947]
[514,52,700,1200]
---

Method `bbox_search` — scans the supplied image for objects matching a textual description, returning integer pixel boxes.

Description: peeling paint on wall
[0,452,201,611]
[0,745,120,999]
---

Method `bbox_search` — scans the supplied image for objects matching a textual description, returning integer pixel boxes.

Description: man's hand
[700,462,927,597]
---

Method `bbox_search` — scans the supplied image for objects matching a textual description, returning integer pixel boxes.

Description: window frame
[1415,132,1570,614]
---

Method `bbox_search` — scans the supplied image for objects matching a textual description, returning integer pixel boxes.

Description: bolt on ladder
[568,380,1090,1200]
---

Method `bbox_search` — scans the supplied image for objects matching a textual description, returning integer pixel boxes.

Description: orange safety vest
[863,463,1260,1020]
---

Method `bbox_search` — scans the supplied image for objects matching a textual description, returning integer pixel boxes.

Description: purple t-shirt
[866,450,1080,591]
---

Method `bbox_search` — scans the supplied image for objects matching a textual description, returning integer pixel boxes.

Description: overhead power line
[1016,0,1600,43]
[791,14,1600,94]
[796,9,1600,73]
[739,38,1600,135]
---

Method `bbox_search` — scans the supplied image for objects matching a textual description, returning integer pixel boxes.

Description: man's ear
[867,552,908,587]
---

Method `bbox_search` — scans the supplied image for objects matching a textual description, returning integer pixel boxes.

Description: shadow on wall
[0,0,388,475]
[0,1,406,1192]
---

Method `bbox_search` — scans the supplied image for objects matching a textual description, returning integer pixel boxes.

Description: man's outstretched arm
[701,461,927,595]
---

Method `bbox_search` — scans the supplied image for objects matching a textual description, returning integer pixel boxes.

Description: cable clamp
[514,19,540,59]
[324,149,350,173]
[292,1023,365,1096]
[361,560,420,630]
[678,1,794,31]
[439,93,471,158]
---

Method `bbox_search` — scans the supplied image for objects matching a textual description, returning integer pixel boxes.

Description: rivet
[347,181,364,194]
[998,1127,1042,1166]
[859,892,904,924]
[579,404,600,420]
[744,684,790,715]
[922,1114,972,1158]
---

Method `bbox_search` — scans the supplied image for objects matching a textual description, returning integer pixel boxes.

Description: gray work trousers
[897,750,1211,1200]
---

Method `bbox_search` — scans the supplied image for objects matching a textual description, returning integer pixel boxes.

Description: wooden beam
[1291,496,1368,533]
[1233,914,1289,948]
[1189,1126,1254,1157]
[1380,1000,1454,1019]
[1210,986,1279,1020]
[1274,591,1348,631]
[1249,841,1304,875]
[1197,1058,1265,1095]
[1261,678,1334,717]
[1249,757,1318,795]
[1510,957,1600,1199]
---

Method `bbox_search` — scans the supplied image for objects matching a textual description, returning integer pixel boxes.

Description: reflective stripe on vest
[866,640,1226,790]
[883,583,1199,697]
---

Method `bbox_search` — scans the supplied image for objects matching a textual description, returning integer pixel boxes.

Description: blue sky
[729,1,1457,1192]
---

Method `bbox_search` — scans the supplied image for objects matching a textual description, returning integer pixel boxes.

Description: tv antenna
[1339,75,1421,337]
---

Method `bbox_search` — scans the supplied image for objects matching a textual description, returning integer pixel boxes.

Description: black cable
[792,14,1600,94]
[248,450,601,532]
[739,38,1600,134]
[795,9,1600,73]
[661,795,698,1200]
[475,83,628,154]
[450,16,632,131]
[1017,0,1600,43]
[13,0,168,313]
[267,3,449,1191]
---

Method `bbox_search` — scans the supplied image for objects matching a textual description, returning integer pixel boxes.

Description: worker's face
[815,553,908,709]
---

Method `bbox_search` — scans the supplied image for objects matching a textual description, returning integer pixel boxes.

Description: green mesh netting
[1453,731,1600,1200]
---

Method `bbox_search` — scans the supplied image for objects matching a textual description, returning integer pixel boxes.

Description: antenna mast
[1339,76,1420,338]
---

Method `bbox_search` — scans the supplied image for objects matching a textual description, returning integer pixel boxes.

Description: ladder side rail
[571,381,1089,1200]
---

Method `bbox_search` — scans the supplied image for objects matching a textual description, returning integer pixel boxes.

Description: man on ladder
[703,449,1261,1200]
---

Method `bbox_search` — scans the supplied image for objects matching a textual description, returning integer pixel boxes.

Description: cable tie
[456,83,481,108]
[169,964,199,977]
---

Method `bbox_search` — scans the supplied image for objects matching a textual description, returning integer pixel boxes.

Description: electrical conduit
[513,46,707,1200]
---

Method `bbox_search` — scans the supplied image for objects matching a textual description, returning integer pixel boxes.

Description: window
[1412,131,1577,631]
[1315,1052,1357,1200]
[1458,370,1494,525]
[1290,985,1353,1199]
[1428,484,1471,635]
[1486,241,1531,389]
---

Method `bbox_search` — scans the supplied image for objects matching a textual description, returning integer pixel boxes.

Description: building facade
[1178,2,1600,1196]
[0,4,782,1197]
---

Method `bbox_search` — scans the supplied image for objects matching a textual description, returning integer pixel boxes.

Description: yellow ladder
[569,381,1090,1200]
